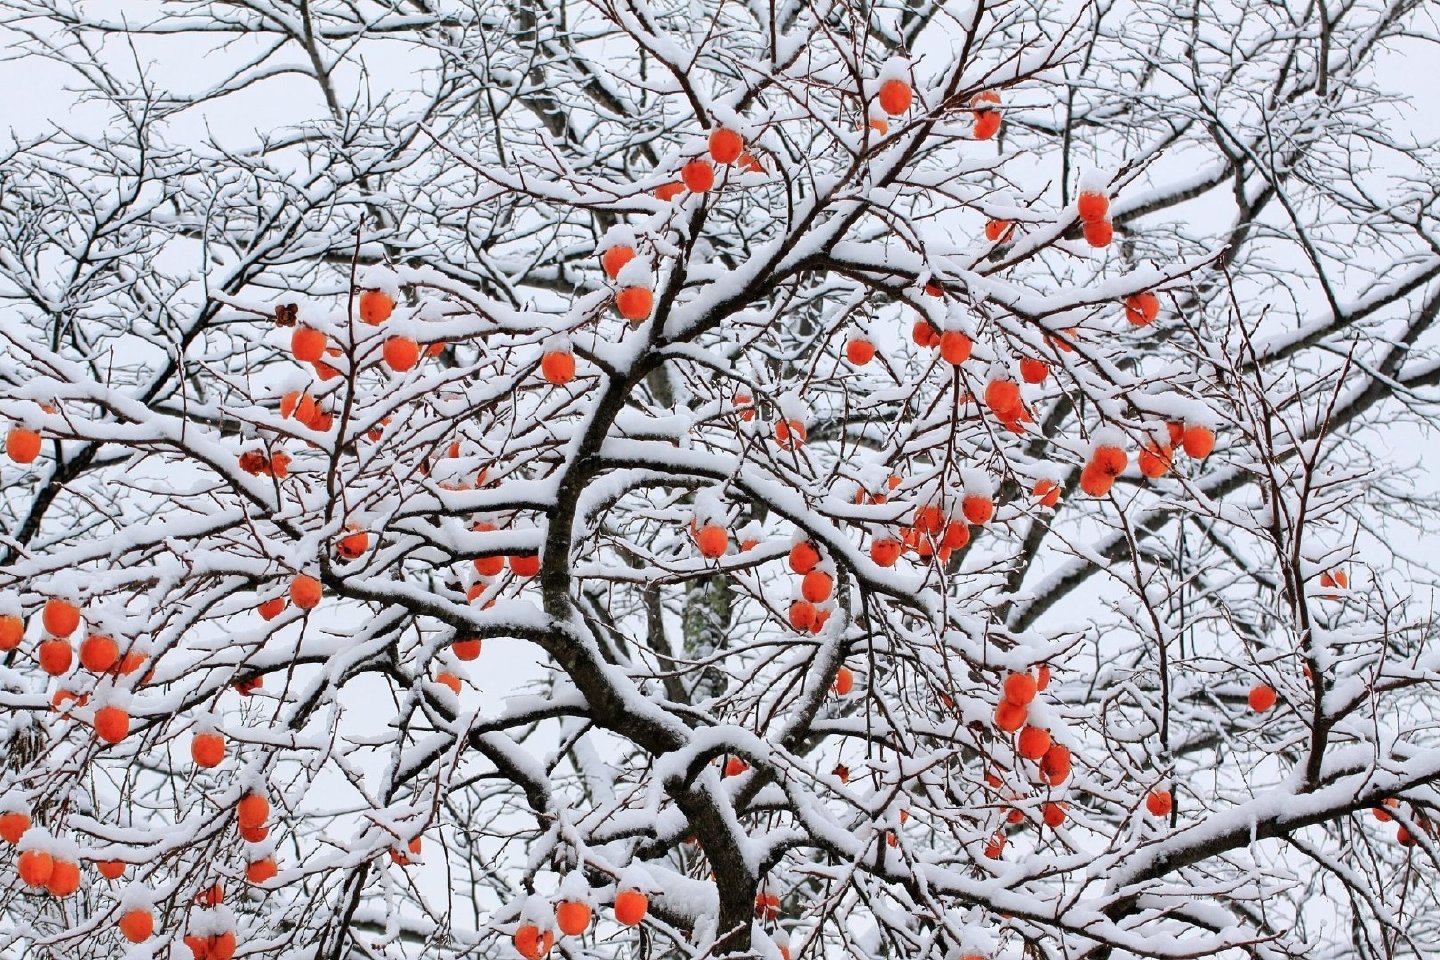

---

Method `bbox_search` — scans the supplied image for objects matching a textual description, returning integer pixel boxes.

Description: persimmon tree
[1,1,1439,959]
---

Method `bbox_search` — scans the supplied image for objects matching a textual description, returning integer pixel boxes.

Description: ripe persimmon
[1079,462,1114,497]
[5,427,41,464]
[984,379,1022,419]
[801,570,833,603]
[1042,802,1066,828]
[1077,191,1109,222]
[42,597,80,637]
[1182,424,1215,459]
[616,287,653,322]
[833,665,854,696]
[1138,443,1172,479]
[984,219,1015,243]
[1004,672,1037,705]
[1017,725,1051,760]
[245,857,277,885]
[682,159,715,193]
[845,338,876,366]
[1033,480,1061,508]
[18,849,53,887]
[786,543,819,577]
[654,182,684,202]
[510,552,541,577]
[237,792,269,829]
[939,330,973,365]
[1248,684,1276,712]
[512,921,550,960]
[754,890,781,920]
[192,732,225,768]
[994,700,1027,733]
[774,418,806,449]
[359,289,395,324]
[1019,357,1049,384]
[79,633,118,673]
[119,908,154,942]
[1146,789,1173,817]
[962,494,994,526]
[1093,445,1127,477]
[0,613,20,652]
[46,858,80,896]
[788,599,818,633]
[290,574,322,610]
[383,336,420,372]
[912,319,940,347]
[984,831,1006,859]
[540,350,576,386]
[709,128,744,164]
[974,110,1002,139]
[1039,743,1072,785]
[614,889,648,926]
[602,245,636,280]
[0,812,29,844]
[870,538,901,567]
[290,326,326,363]
[1083,219,1113,247]
[1125,292,1160,326]
[942,521,970,550]
[96,860,126,880]
[1037,664,1051,690]
[38,638,72,675]
[336,529,369,561]
[257,598,286,621]
[913,503,945,536]
[238,822,268,843]
[695,524,728,559]
[95,705,130,743]
[556,900,592,936]
[877,79,912,115]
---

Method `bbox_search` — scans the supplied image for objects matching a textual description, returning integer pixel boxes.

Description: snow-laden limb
[0,1,1438,959]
